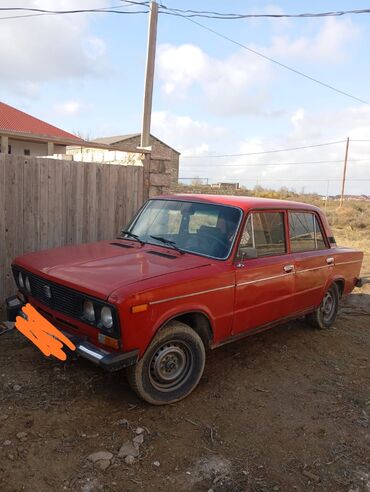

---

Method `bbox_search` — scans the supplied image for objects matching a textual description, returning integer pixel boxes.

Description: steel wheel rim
[321,291,335,322]
[149,341,193,392]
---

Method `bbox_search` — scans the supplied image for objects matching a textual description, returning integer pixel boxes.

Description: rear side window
[238,211,286,258]
[289,212,326,252]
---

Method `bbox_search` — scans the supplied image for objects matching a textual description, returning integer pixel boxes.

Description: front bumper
[5,296,138,372]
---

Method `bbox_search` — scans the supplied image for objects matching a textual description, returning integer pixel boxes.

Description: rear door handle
[283,264,294,273]
[326,257,335,265]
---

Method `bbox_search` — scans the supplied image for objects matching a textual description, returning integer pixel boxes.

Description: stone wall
[148,158,173,197]
[112,135,179,185]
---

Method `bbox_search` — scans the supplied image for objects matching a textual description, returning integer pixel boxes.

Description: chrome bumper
[70,336,139,372]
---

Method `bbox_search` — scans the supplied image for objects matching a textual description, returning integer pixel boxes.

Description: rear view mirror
[239,247,258,260]
[243,247,258,259]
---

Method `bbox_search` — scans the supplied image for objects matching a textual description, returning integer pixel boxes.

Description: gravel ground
[0,284,369,492]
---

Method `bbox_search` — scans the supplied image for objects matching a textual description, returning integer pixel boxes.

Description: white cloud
[173,105,370,195]
[288,105,370,142]
[157,43,273,116]
[268,17,360,63]
[0,0,110,94]
[152,110,228,156]
[54,100,87,115]
[158,44,206,96]
[157,18,360,117]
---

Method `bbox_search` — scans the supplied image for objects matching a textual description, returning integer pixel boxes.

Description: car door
[288,210,332,312]
[232,210,295,335]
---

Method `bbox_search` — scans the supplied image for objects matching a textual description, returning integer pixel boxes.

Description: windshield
[127,199,242,259]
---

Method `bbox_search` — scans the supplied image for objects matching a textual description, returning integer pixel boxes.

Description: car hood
[14,240,211,300]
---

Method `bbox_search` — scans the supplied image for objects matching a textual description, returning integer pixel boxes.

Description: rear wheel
[306,283,339,329]
[127,321,206,405]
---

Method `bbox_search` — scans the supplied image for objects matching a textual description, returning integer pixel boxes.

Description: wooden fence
[0,155,144,305]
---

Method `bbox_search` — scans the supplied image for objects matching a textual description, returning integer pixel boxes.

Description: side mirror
[240,247,258,259]
[235,247,258,266]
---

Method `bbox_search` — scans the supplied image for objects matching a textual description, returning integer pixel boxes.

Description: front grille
[13,268,84,319]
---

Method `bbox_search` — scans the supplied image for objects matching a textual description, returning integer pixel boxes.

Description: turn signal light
[131,304,148,314]
[98,333,120,349]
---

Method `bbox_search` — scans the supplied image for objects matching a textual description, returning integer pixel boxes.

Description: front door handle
[283,264,294,273]
[326,257,335,265]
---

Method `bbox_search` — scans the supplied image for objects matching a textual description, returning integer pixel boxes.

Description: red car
[7,195,364,405]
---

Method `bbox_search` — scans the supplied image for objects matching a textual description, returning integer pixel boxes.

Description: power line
[183,177,370,182]
[0,4,150,21]
[253,178,370,181]
[119,0,150,5]
[159,6,370,20]
[164,10,370,107]
[4,3,370,21]
[181,159,370,168]
[182,140,346,158]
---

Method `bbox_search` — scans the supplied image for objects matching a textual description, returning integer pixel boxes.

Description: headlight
[83,300,95,322]
[101,306,113,329]
[18,272,24,289]
[25,276,31,293]
[81,300,117,335]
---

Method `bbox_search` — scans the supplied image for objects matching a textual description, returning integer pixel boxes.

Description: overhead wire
[182,140,346,158]
[1,3,369,111]
[179,177,370,182]
[158,6,370,20]
[160,6,370,107]
[181,158,370,168]
[0,3,150,21]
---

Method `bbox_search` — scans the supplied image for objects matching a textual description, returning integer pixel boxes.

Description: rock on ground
[118,441,139,458]
[87,451,113,463]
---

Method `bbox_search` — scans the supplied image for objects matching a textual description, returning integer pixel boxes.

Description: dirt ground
[0,236,369,492]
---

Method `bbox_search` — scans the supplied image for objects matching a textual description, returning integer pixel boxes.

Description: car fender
[142,302,216,356]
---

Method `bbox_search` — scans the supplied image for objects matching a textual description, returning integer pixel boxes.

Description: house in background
[0,101,83,156]
[0,101,180,192]
[211,182,240,191]
[67,133,180,184]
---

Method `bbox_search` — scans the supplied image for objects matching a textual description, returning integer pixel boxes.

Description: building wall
[66,147,143,166]
[6,138,66,156]
[110,135,180,184]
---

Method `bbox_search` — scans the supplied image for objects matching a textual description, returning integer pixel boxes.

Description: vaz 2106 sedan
[7,195,364,405]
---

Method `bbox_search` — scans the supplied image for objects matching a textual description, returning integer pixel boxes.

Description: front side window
[238,211,286,259]
[127,199,241,259]
[289,212,326,252]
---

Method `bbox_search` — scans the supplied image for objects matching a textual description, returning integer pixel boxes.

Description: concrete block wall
[148,158,174,197]
[116,135,179,186]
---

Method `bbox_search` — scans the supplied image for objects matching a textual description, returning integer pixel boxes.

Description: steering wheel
[197,231,228,256]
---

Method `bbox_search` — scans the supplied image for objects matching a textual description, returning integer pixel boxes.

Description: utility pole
[340,137,350,207]
[325,179,330,210]
[140,1,158,150]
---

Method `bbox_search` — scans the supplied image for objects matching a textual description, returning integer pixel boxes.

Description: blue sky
[1,0,370,194]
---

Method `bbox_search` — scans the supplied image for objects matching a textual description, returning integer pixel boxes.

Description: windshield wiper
[150,236,184,255]
[117,230,145,246]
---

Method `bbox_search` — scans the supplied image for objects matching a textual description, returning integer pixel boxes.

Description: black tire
[126,321,206,405]
[306,283,339,329]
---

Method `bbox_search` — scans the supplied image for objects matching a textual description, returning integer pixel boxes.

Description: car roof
[155,194,321,213]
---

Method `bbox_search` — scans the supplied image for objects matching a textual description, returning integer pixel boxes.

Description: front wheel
[127,321,206,405]
[306,283,339,329]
